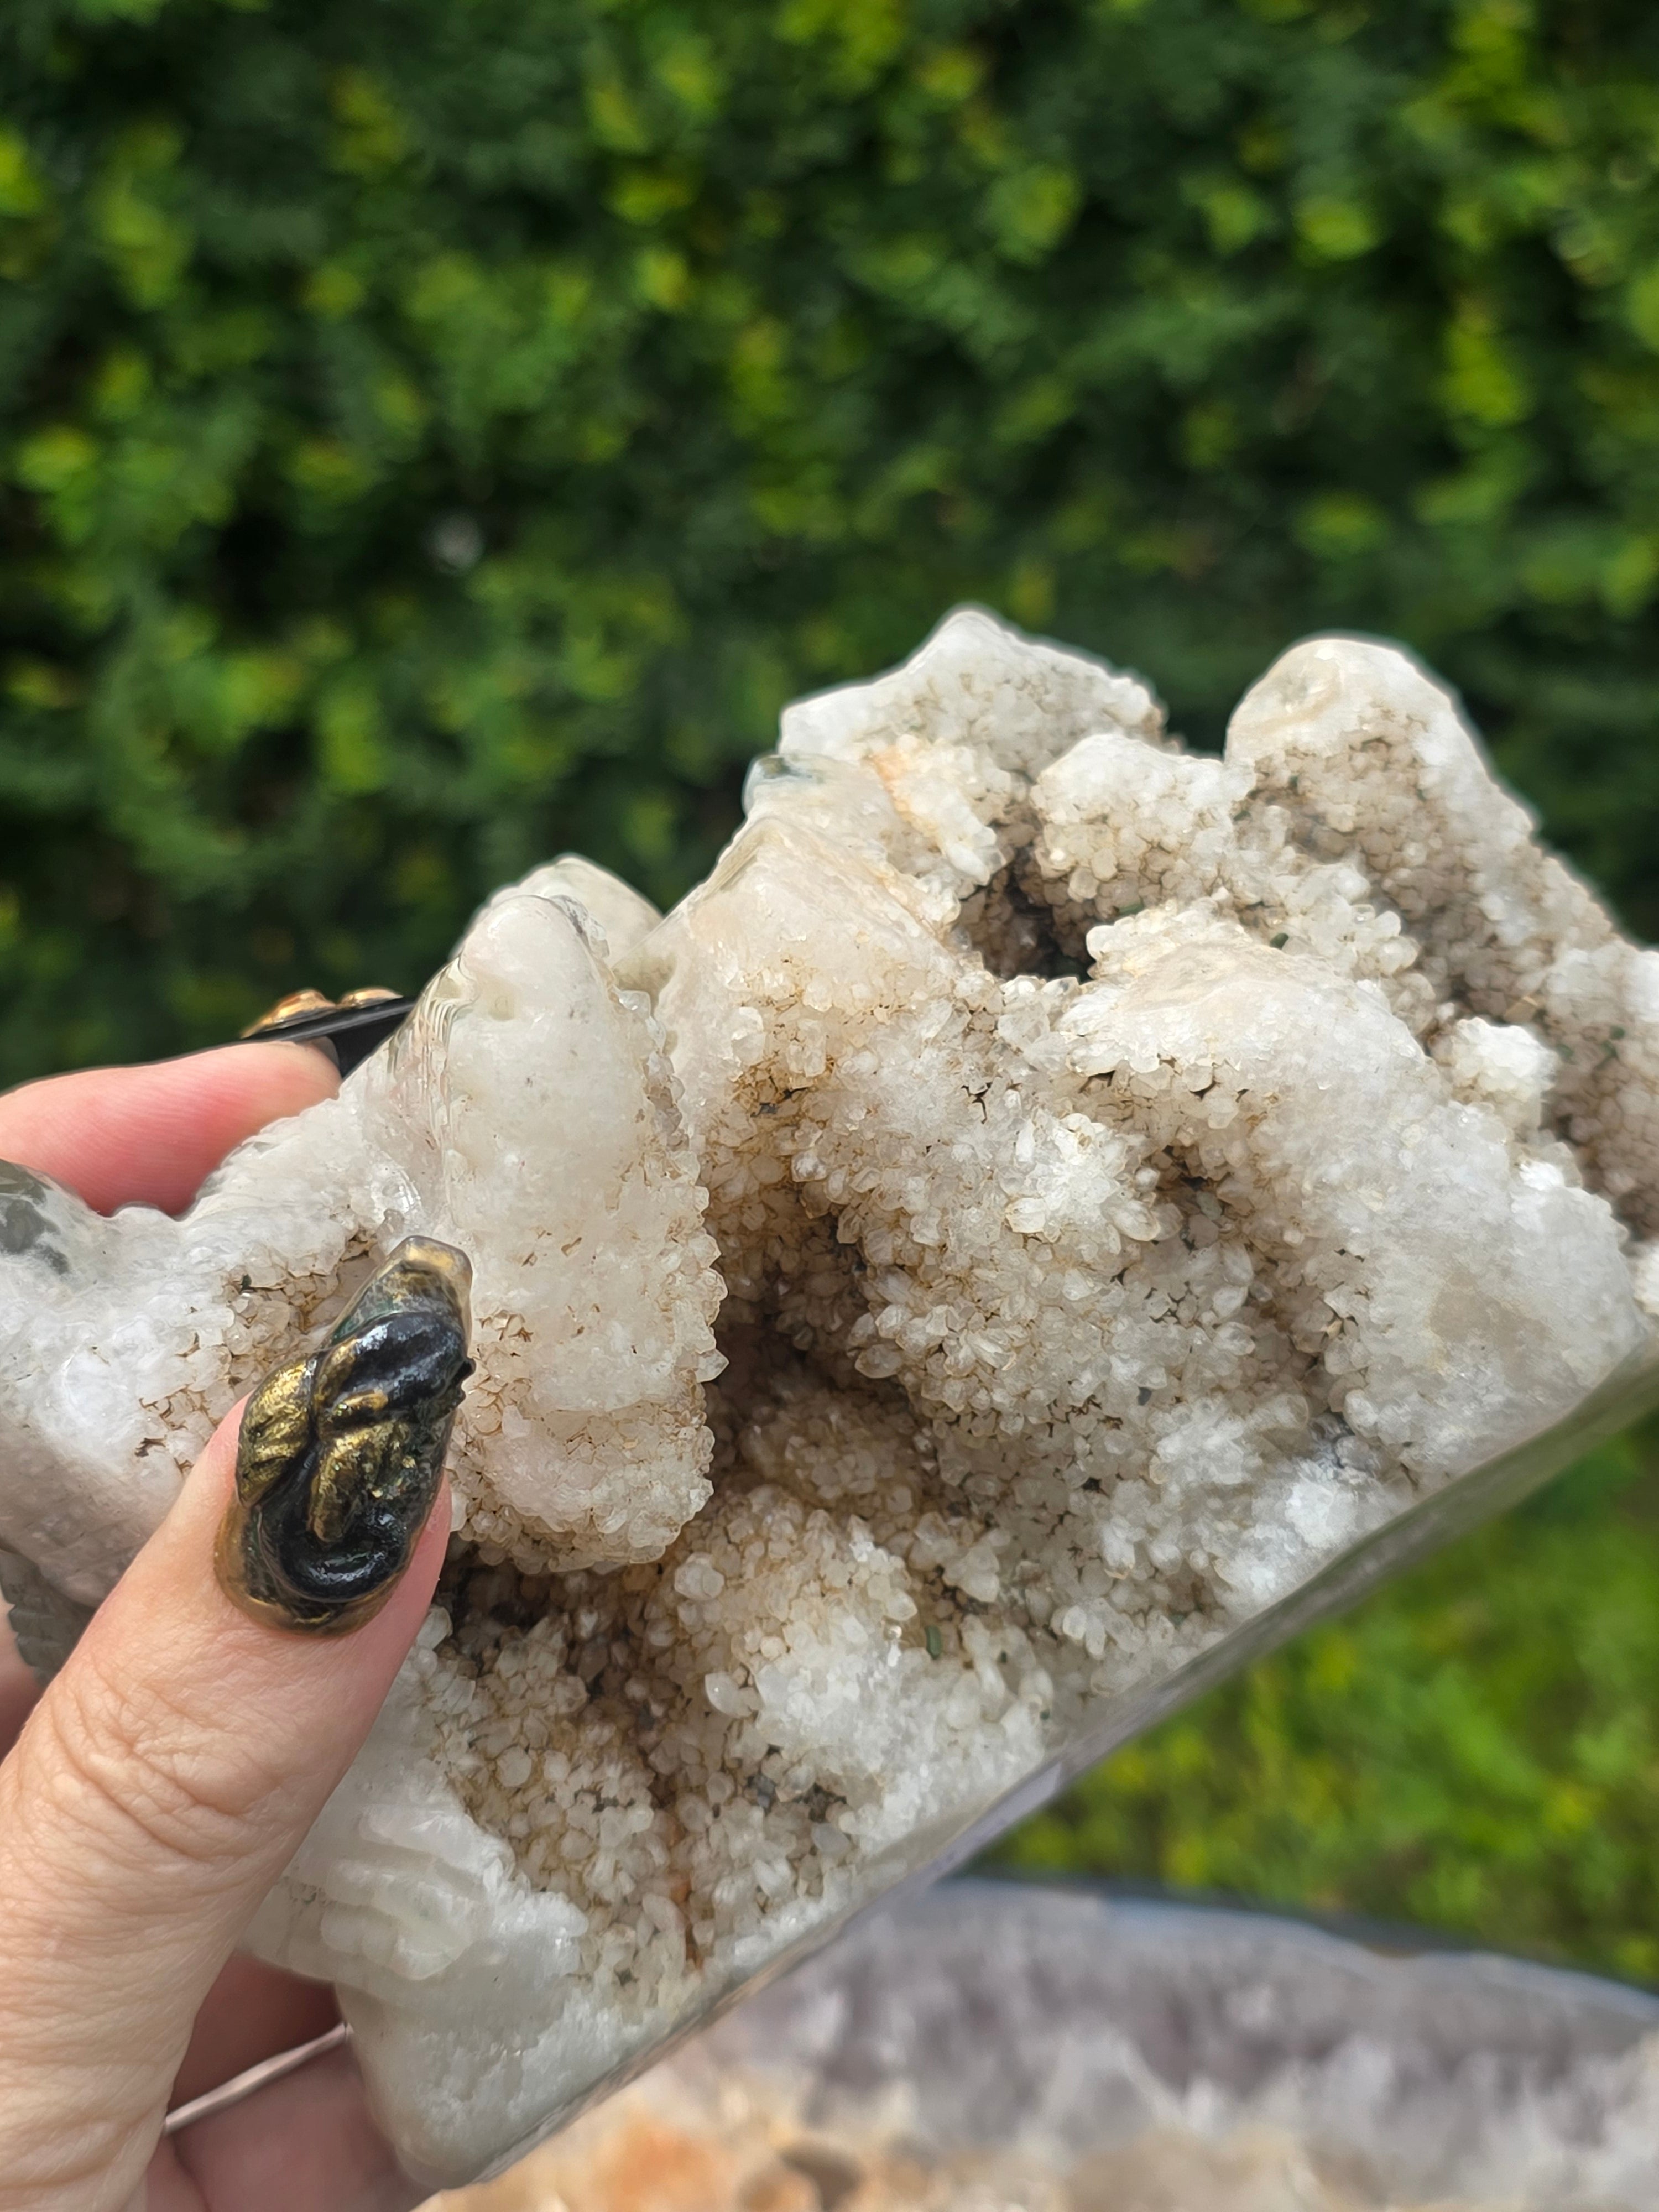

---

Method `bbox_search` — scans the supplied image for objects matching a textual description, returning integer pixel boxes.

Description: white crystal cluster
[2,612,1657,2186]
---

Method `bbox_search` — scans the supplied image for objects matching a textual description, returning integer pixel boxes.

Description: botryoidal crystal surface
[2,613,1657,2182]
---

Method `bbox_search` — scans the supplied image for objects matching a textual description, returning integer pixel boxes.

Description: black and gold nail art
[216,1237,474,1635]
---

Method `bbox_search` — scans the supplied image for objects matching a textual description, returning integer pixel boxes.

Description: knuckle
[35,1646,284,1885]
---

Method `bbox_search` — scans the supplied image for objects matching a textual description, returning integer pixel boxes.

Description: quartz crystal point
[2,615,1657,2184]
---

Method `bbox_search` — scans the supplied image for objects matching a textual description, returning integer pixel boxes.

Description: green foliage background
[7,0,1659,1973]
[8,0,1659,1078]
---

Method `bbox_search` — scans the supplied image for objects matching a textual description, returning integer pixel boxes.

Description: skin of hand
[0,1045,441,2212]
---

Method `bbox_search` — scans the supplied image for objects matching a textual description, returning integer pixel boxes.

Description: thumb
[0,1405,447,2211]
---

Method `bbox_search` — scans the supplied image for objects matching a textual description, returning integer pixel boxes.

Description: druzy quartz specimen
[2,612,1658,2183]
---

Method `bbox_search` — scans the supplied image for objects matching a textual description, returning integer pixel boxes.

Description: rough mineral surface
[438,1881,1659,2212]
[436,2077,1550,2212]
[1,612,1657,2185]
[441,2075,1465,2212]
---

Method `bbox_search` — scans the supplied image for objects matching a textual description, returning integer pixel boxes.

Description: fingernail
[216,1238,474,1635]
[238,986,410,1074]
[239,988,338,1038]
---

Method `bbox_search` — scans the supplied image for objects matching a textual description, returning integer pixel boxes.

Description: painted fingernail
[238,986,413,1075]
[216,1237,474,1635]
[239,989,339,1038]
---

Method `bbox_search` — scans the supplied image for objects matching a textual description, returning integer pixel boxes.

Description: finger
[0,1041,338,1755]
[0,1042,339,1217]
[170,1958,338,2110]
[0,1407,448,2211]
[148,2044,424,2212]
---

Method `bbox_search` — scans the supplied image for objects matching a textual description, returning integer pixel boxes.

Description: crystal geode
[3,612,1658,2183]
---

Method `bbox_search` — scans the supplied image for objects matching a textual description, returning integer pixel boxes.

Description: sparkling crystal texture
[3,614,1658,2185]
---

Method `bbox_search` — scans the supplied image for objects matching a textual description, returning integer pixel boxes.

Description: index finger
[0,1042,340,1217]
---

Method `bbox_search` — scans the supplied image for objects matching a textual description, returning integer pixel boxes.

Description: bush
[4,0,1659,1083]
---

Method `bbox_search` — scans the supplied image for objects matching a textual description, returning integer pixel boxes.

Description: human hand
[0,1046,441,2212]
